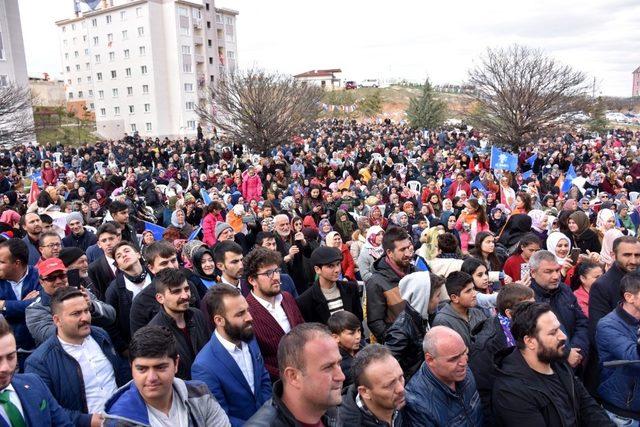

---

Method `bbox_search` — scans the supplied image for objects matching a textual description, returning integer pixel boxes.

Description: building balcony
[195,55,205,64]
[193,19,202,29]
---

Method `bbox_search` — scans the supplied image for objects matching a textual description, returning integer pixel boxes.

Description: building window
[66,66,71,72]
[98,90,104,99]
[144,103,150,112]
[107,33,113,42]
[87,75,91,83]
[62,26,66,32]
[77,77,82,84]
[71,23,76,30]
[228,51,235,60]
[124,49,130,58]
[186,101,195,110]
[146,122,152,131]
[88,89,93,97]
[131,124,137,132]
[74,51,79,58]
[207,21,211,29]
[216,14,222,23]
[112,88,118,97]
[109,52,115,61]
[76,64,81,71]
[111,70,117,79]
[63,39,68,47]
[95,54,101,63]
[97,72,102,81]
[226,31,234,42]
[65,53,69,60]
[136,7,143,17]
[127,86,133,96]
[91,18,97,27]
[139,46,146,56]
[90,103,94,109]
[122,30,128,40]
[84,48,89,55]
[181,46,191,54]
[207,39,212,47]
[114,106,120,115]
[184,83,193,92]
[106,15,112,24]
[183,55,192,73]
[206,3,210,10]
[93,36,99,46]
[78,90,83,98]
[141,65,148,74]
[129,105,135,114]
[142,84,149,94]
[100,108,106,116]
[225,16,233,25]
[120,10,127,21]
[137,27,144,37]
[187,120,196,130]
[209,57,213,64]
[0,76,7,87]
[68,92,74,99]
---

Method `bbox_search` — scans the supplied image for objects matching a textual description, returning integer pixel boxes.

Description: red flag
[28,180,40,205]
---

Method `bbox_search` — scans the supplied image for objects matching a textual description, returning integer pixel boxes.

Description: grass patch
[35,125,100,146]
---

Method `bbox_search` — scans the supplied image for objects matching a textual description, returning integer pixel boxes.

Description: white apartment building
[0,0,29,88]
[56,0,238,139]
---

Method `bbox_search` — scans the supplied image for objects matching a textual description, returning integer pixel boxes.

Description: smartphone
[570,249,581,264]
[66,269,81,288]
[520,263,530,279]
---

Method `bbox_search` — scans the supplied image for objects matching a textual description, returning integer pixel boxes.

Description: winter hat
[215,222,233,240]
[310,246,343,267]
[66,212,84,225]
[59,247,85,267]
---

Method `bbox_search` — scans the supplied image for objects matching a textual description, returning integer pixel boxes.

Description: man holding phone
[25,258,116,346]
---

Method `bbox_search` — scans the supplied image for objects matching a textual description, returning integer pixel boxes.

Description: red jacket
[340,244,356,281]
[241,172,263,202]
[202,212,224,247]
[447,181,471,199]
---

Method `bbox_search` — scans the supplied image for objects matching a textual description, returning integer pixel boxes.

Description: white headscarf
[600,229,624,268]
[546,232,572,264]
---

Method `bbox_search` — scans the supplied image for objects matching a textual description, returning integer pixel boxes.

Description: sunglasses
[41,273,67,282]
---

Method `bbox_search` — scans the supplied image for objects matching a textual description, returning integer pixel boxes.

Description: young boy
[432,270,488,347]
[328,311,363,388]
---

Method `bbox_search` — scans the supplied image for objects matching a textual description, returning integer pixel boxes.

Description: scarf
[385,255,408,279]
[124,269,148,284]
[498,314,515,348]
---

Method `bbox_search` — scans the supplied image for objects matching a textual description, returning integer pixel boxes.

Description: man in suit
[243,247,305,380]
[192,284,272,426]
[88,223,121,300]
[0,315,73,426]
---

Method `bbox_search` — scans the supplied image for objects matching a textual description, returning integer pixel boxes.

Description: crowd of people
[0,119,640,426]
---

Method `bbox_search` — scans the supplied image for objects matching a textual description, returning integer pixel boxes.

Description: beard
[537,339,566,364]
[224,319,254,342]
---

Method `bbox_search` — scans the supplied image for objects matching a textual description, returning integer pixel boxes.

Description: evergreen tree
[358,89,383,119]
[406,79,446,129]
[587,96,608,135]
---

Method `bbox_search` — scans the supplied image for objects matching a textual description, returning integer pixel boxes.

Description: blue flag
[490,147,518,172]
[143,221,166,241]
[471,179,487,193]
[200,188,212,205]
[188,226,202,242]
[522,170,534,180]
[31,171,43,187]
[525,154,537,167]
[561,164,577,193]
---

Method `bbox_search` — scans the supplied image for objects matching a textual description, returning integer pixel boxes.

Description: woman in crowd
[567,210,601,253]
[191,247,217,289]
[461,258,495,317]
[455,198,490,253]
[528,209,549,247]
[569,261,603,318]
[357,225,384,281]
[503,233,542,283]
[325,231,357,281]
[546,231,575,279]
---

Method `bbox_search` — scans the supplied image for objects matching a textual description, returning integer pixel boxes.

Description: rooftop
[294,69,342,78]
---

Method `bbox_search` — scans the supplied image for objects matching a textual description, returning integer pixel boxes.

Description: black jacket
[104,272,145,353]
[296,280,363,325]
[588,263,627,340]
[366,257,412,343]
[245,380,341,427]
[148,307,210,380]
[88,256,116,301]
[492,347,613,427]
[62,229,98,252]
[384,304,426,380]
[469,316,510,427]
[571,228,601,255]
[339,384,404,427]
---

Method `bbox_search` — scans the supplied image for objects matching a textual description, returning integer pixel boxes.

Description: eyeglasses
[41,243,62,249]
[256,268,281,279]
[41,273,67,282]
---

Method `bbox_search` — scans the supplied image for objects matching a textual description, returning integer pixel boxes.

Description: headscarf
[302,215,318,231]
[600,228,624,268]
[318,218,333,240]
[192,247,217,281]
[546,232,572,265]
[568,211,590,235]
[528,209,547,233]
[334,209,354,240]
[0,210,20,227]
[171,209,185,228]
[596,208,616,230]
[364,225,384,259]
[325,231,341,248]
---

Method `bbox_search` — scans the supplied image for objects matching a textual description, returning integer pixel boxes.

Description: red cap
[39,258,67,278]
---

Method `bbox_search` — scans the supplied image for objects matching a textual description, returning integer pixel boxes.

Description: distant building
[294,69,342,90]
[29,76,66,107]
[633,66,640,97]
[56,0,238,139]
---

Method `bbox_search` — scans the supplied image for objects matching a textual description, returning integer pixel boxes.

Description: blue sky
[18,0,640,96]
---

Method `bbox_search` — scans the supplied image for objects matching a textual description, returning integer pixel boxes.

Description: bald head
[423,326,469,389]
[423,326,465,357]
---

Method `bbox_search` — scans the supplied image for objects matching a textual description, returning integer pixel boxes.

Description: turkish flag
[28,180,40,205]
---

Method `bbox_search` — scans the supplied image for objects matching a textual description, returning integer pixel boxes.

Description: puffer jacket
[245,380,341,427]
[384,304,427,380]
[366,256,413,343]
[596,305,640,420]
[241,171,263,202]
[339,384,404,426]
[530,281,590,360]
[404,362,483,426]
[24,327,131,427]
[104,378,231,426]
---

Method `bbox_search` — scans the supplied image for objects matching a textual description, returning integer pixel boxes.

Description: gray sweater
[432,302,488,347]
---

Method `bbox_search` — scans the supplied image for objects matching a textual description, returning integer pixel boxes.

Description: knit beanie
[215,222,233,240]
[67,212,84,225]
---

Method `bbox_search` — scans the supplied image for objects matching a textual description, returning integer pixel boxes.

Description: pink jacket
[454,217,490,252]
[202,212,223,247]
[241,172,262,202]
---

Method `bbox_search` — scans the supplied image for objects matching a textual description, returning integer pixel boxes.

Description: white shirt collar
[251,292,283,310]
[8,268,29,286]
[220,275,240,289]
[214,330,244,352]
[0,384,16,394]
[58,335,90,348]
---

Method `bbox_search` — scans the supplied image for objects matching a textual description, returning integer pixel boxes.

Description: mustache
[558,339,567,348]
[78,321,90,328]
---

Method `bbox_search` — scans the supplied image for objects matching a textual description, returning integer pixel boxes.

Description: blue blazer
[0,373,73,427]
[191,333,272,427]
[0,266,41,350]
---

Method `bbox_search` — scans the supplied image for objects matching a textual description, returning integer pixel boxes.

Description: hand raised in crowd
[284,244,300,263]
[560,259,574,277]
[567,347,583,368]
[23,289,40,300]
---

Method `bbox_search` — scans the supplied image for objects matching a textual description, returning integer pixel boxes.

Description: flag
[471,179,487,193]
[28,180,40,205]
[187,226,202,241]
[143,221,166,241]
[31,171,43,187]
[561,164,577,193]
[200,188,212,205]
[490,147,518,172]
[525,153,537,167]
[522,170,534,180]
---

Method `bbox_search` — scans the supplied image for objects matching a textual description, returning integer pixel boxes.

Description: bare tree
[467,45,590,147]
[0,83,35,147]
[196,69,324,154]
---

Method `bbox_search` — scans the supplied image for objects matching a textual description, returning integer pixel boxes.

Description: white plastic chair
[407,180,422,194]
[94,161,105,175]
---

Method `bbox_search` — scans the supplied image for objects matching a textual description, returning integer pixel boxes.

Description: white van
[359,79,380,88]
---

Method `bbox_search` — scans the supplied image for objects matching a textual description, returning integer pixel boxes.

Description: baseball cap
[39,258,67,278]
[310,246,343,267]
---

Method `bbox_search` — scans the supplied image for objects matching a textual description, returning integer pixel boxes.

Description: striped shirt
[321,285,344,315]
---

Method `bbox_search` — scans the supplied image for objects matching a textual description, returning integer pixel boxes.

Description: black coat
[339,384,404,427]
[384,304,426,380]
[296,280,363,325]
[148,307,210,380]
[88,256,116,301]
[104,272,139,353]
[469,316,510,427]
[492,348,613,427]
[62,229,98,252]
[571,228,601,254]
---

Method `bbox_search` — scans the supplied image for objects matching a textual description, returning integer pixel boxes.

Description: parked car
[345,81,357,90]
[360,79,380,88]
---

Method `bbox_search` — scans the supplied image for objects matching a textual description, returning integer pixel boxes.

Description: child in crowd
[328,310,364,388]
